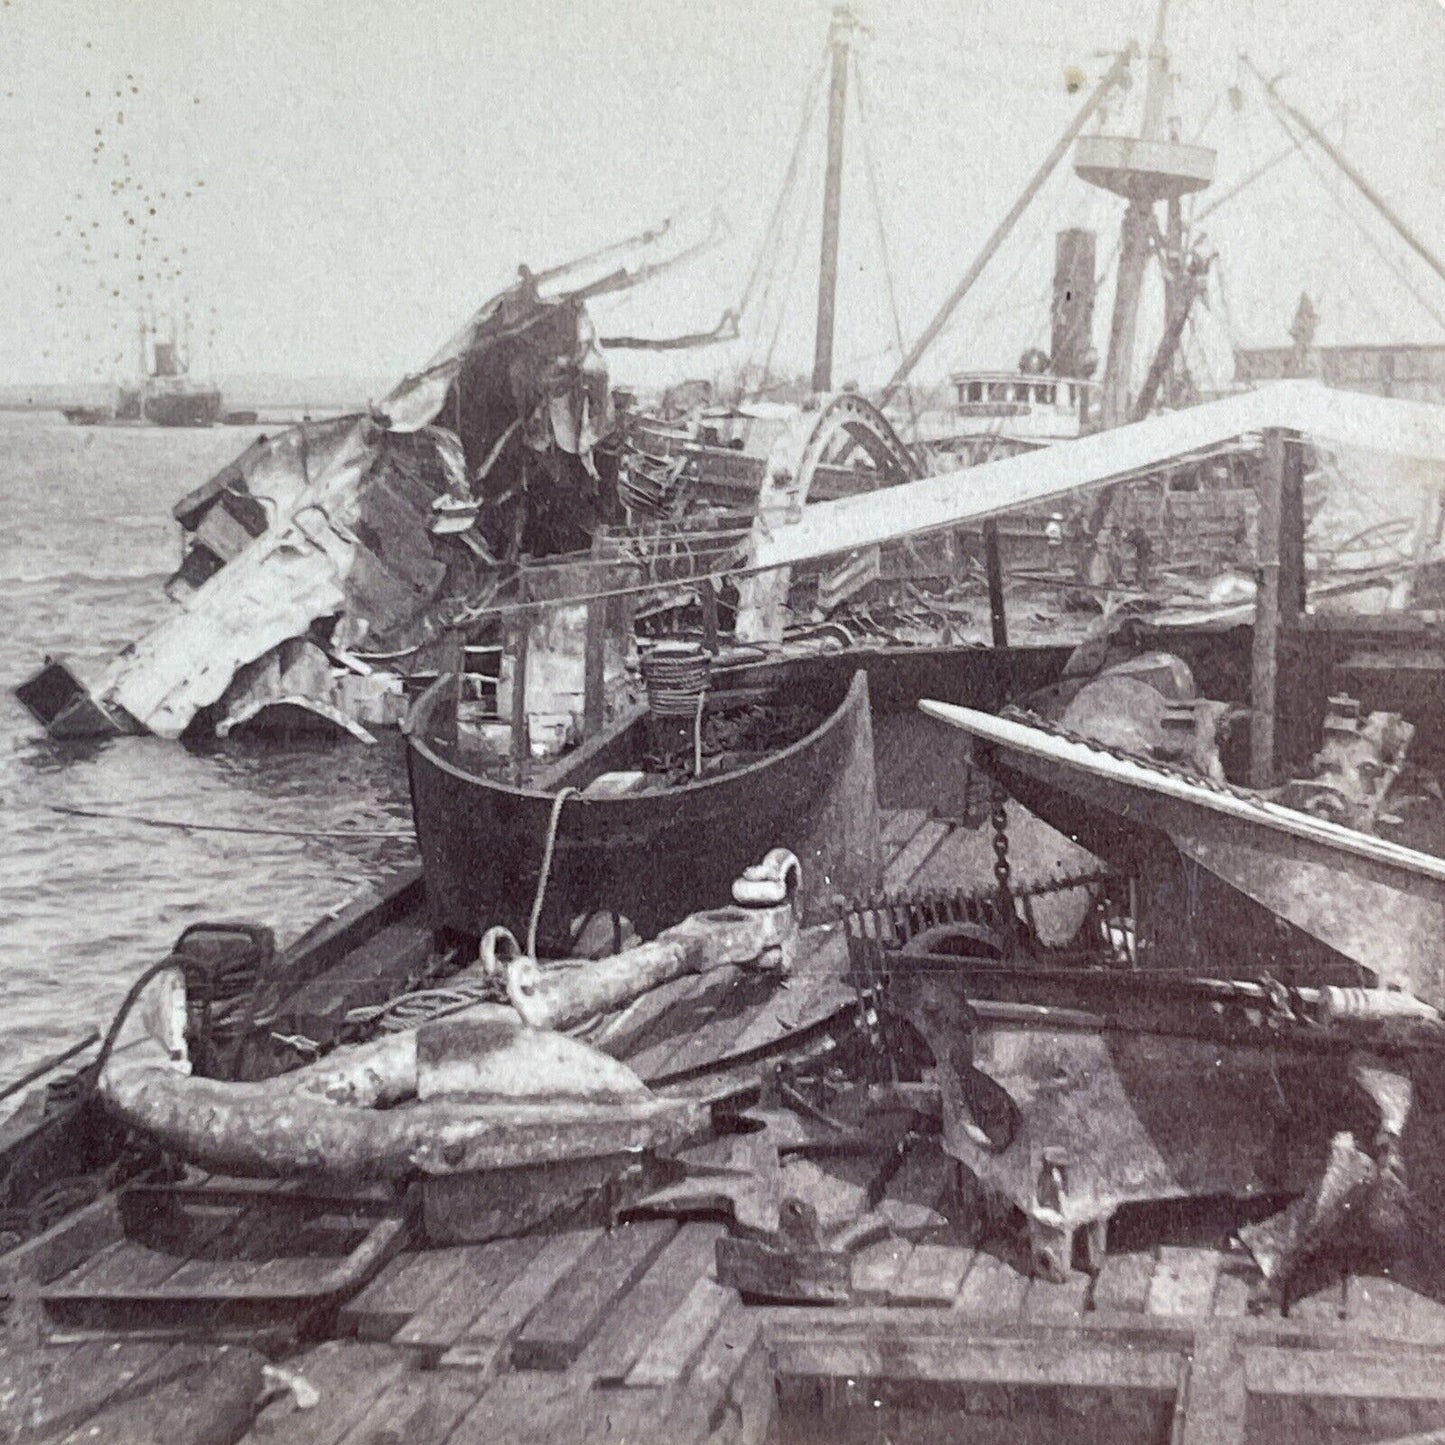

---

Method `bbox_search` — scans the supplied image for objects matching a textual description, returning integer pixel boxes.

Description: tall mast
[1098,0,1172,428]
[811,6,856,394]
[1076,0,1213,428]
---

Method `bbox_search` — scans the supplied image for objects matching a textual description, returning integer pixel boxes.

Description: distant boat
[62,318,224,428]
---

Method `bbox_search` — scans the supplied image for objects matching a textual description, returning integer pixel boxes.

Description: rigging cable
[738,52,829,382]
[738,49,830,325]
[1263,102,1445,334]
[758,124,825,386]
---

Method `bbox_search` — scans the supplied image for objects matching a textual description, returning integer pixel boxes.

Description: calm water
[0,413,416,1084]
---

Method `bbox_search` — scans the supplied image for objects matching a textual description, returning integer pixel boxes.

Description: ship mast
[811,6,858,393]
[1080,0,1213,428]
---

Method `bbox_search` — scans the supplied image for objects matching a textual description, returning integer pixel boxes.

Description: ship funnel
[1051,229,1098,379]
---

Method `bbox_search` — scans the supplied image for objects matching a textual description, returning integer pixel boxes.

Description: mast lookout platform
[1073,134,1215,202]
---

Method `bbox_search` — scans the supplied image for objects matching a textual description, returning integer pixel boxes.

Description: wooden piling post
[1250,428,1304,787]
[699,576,721,654]
[583,539,607,739]
[510,571,531,784]
[983,519,1009,648]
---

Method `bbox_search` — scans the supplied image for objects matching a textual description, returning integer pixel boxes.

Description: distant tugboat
[62,313,223,427]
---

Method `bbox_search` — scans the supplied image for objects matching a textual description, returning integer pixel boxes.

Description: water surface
[0,413,416,1084]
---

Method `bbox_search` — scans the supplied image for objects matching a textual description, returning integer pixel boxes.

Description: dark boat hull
[143,387,223,427]
[717,641,1076,815]
[406,669,884,950]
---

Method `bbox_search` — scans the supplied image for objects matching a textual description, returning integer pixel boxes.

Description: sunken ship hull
[406,667,883,951]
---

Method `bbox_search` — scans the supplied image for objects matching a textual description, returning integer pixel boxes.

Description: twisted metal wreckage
[12,383,1445,1443]
[40,387,1445,1293]
[17,220,729,743]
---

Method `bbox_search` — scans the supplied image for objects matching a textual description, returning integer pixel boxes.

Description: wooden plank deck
[19,808,1445,1445]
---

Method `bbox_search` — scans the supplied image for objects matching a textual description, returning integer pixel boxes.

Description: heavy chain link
[990,786,1012,903]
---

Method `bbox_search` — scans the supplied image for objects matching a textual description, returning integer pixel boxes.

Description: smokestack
[1051,228,1097,379]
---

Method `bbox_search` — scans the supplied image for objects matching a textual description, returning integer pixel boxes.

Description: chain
[989,786,1014,930]
[999,704,1271,810]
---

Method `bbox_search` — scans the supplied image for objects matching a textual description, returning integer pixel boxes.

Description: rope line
[527,786,582,958]
[50,804,415,841]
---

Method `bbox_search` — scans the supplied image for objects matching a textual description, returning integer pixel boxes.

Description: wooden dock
[8,810,1445,1444]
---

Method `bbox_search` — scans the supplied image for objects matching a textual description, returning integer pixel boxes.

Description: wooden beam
[749,382,1445,574]
[699,575,721,654]
[1174,1332,1246,1445]
[583,558,606,740]
[509,604,531,785]
[983,519,1009,647]
[1251,428,1303,787]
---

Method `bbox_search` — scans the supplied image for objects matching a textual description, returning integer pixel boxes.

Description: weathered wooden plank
[1349,1269,1445,1343]
[1211,1261,1257,1319]
[55,1193,242,1297]
[631,971,777,1080]
[392,1234,551,1359]
[772,1334,1182,1391]
[882,820,950,891]
[569,1222,721,1385]
[1147,1246,1222,1317]
[625,1274,734,1387]
[460,1374,670,1445]
[727,1340,778,1445]
[0,1198,122,1293]
[438,1229,598,1371]
[881,808,929,848]
[54,1238,175,1294]
[1022,1268,1092,1321]
[336,1249,469,1342]
[158,1198,324,1298]
[511,1219,676,1370]
[887,1244,975,1307]
[850,1239,914,1303]
[330,1365,478,1445]
[0,1342,172,1441]
[242,1341,408,1445]
[1246,1345,1445,1401]
[952,1250,1028,1317]
[1091,1250,1157,1313]
[663,1302,768,1443]
[49,1342,264,1445]
[1174,1331,1245,1445]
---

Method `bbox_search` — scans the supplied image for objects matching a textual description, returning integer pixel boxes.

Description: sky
[2,0,1444,393]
